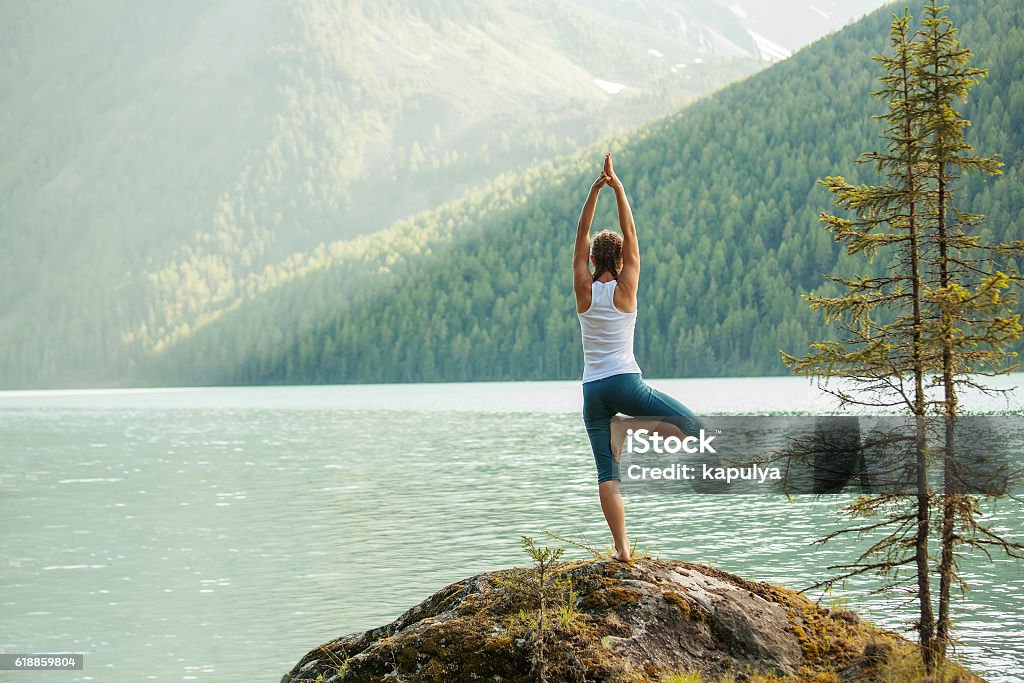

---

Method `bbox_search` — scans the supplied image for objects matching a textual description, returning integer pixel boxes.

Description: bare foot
[609,415,629,463]
[611,548,633,563]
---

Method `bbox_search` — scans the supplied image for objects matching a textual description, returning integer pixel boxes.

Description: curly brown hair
[590,229,623,281]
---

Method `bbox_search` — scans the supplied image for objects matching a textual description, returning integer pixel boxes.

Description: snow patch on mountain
[593,78,628,95]
[747,31,792,62]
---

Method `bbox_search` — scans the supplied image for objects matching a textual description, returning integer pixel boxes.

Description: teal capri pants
[582,372,705,484]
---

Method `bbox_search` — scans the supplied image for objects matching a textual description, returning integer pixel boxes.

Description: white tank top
[578,279,643,383]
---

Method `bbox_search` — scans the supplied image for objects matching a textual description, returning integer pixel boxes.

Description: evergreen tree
[913,0,1024,662]
[784,3,1024,671]
[782,9,942,660]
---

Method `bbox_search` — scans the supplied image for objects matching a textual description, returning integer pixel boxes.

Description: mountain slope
[136,0,1024,387]
[2,0,789,388]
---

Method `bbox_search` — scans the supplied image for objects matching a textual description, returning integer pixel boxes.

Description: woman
[574,153,705,562]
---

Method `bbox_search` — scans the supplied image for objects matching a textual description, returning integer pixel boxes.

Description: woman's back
[578,279,642,383]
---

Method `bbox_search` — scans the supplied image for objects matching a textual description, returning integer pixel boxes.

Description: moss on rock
[281,558,988,683]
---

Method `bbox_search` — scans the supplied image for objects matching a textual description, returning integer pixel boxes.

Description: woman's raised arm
[573,171,607,307]
[603,154,639,311]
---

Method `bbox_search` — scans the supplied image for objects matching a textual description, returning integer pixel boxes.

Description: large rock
[281,557,982,682]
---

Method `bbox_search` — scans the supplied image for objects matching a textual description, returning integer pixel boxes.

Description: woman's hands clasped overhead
[602,153,622,190]
[591,153,622,193]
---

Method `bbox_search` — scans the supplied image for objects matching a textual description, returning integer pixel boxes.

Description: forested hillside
[138,0,1024,386]
[3,0,799,388]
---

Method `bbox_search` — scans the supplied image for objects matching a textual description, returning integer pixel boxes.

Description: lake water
[1,376,1022,682]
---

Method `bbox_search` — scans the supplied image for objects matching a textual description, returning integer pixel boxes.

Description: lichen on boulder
[281,557,984,682]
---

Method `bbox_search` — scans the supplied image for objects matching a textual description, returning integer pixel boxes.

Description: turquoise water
[1,376,1022,682]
